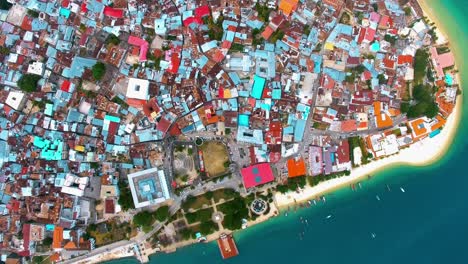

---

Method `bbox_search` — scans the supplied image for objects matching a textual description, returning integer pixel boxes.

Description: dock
[217,233,239,259]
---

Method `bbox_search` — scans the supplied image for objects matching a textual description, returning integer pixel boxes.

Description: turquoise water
[105,1,468,263]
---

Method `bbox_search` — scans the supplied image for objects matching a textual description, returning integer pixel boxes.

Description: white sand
[275,99,462,207]
[417,0,448,45]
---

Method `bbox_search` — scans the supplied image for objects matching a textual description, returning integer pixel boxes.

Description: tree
[414,49,429,84]
[0,47,10,55]
[200,221,217,235]
[400,101,410,113]
[18,74,41,92]
[134,211,154,228]
[106,34,120,45]
[118,180,134,211]
[180,228,192,240]
[42,237,53,246]
[154,206,170,222]
[92,62,106,81]
[204,191,214,200]
[0,0,12,10]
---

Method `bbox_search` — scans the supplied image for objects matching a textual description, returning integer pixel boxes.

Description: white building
[126,78,149,100]
[5,90,26,110]
[27,61,45,76]
[128,168,170,209]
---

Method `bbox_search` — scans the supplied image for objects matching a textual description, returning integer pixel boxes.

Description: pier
[217,233,239,259]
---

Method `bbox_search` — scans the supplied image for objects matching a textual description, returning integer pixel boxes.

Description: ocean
[104,0,468,263]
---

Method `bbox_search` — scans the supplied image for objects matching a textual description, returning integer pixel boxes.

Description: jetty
[217,233,239,259]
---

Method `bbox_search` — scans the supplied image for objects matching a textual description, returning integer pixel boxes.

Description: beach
[417,0,448,45]
[94,1,466,263]
[275,101,461,207]
[274,0,463,209]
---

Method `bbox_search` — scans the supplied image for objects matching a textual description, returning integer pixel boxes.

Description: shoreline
[86,1,464,263]
[273,0,464,209]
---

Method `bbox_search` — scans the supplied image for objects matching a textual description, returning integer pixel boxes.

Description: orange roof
[374,102,393,128]
[52,226,64,249]
[261,26,274,40]
[64,241,77,250]
[409,118,427,139]
[431,115,446,131]
[388,108,401,117]
[279,0,299,16]
[50,253,61,262]
[287,157,306,178]
[341,120,357,132]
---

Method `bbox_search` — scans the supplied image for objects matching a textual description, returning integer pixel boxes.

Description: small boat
[305,219,308,225]
[376,195,381,201]
[386,184,391,191]
[400,187,405,193]
[300,217,304,223]
[351,184,356,191]
[358,182,362,189]
[371,233,376,238]
[326,215,332,219]
[307,200,312,205]
[284,212,288,217]
[313,200,317,205]
[322,196,326,202]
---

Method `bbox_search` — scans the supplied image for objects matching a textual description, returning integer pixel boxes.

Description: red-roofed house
[183,17,203,27]
[261,26,274,40]
[61,80,71,92]
[378,15,393,29]
[194,6,210,18]
[336,140,350,165]
[383,58,395,69]
[397,55,413,65]
[128,36,148,62]
[241,163,275,188]
[156,117,172,134]
[103,6,124,18]
[363,27,376,43]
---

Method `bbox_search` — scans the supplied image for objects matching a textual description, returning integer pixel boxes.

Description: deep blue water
[105,0,468,263]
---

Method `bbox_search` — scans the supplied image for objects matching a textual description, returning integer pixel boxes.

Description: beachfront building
[308,146,323,176]
[128,168,171,209]
[241,163,275,189]
[366,133,400,158]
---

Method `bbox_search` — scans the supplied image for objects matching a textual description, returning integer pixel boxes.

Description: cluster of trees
[185,208,213,224]
[270,30,285,43]
[117,180,134,211]
[133,206,170,230]
[384,34,397,45]
[276,176,307,194]
[0,0,12,10]
[218,197,249,230]
[18,74,41,92]
[414,49,429,84]
[92,62,106,81]
[307,171,351,187]
[254,3,271,22]
[349,136,372,165]
[204,15,224,41]
[230,43,245,52]
[105,34,121,45]
[401,84,439,118]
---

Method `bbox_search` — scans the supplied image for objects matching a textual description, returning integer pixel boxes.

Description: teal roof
[239,114,250,127]
[251,75,265,99]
